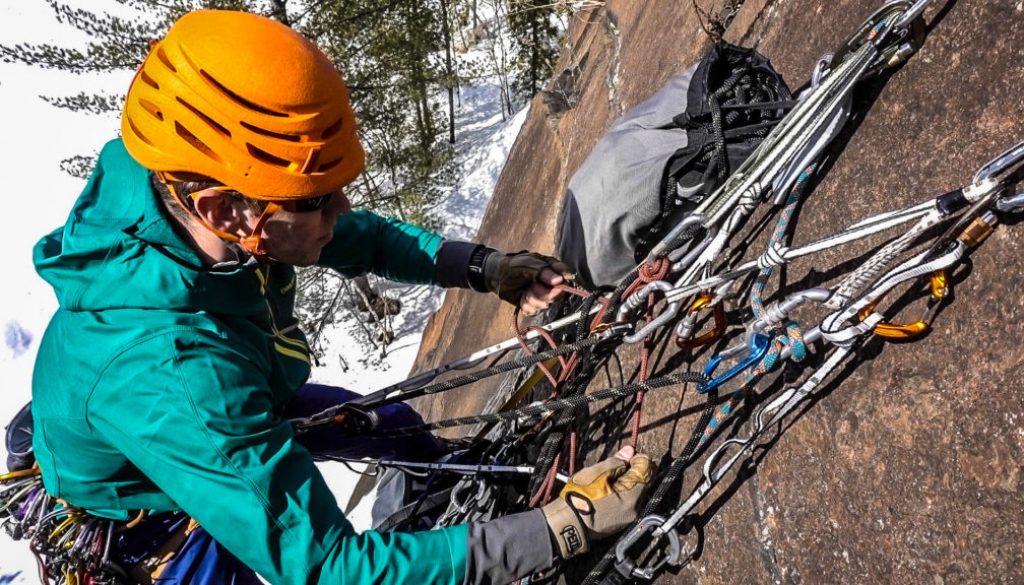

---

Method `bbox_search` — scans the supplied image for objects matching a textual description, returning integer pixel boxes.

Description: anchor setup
[3,1,1022,584]
[302,2,1024,582]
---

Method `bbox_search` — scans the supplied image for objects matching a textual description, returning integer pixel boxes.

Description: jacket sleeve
[89,331,468,585]
[318,209,444,284]
[318,210,485,289]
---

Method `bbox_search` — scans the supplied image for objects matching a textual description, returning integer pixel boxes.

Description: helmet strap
[239,202,281,262]
[157,172,280,264]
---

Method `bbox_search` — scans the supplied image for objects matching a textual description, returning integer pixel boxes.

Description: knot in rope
[738,183,761,211]
[747,321,806,384]
[638,257,671,283]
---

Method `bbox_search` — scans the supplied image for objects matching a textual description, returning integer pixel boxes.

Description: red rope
[542,452,562,503]
[513,308,559,387]
[529,452,562,507]
[639,256,671,282]
[569,426,578,476]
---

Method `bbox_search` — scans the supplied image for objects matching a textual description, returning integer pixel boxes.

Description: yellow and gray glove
[541,446,654,559]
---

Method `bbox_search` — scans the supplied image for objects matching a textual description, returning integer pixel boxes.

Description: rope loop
[638,256,671,283]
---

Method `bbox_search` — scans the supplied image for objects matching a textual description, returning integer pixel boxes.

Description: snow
[0,1,529,579]
[310,92,527,530]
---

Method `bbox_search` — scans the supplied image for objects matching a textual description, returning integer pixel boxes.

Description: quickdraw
[274,3,1024,584]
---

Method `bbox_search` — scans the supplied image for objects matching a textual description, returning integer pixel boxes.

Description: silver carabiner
[893,0,932,30]
[973,140,1024,185]
[615,281,683,344]
[624,300,683,344]
[996,192,1024,213]
[613,515,683,581]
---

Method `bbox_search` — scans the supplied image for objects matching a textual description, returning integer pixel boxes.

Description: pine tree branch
[0,40,147,73]
[46,0,162,44]
[60,155,98,180]
[41,92,123,115]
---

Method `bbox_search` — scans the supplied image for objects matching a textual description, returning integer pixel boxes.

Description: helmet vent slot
[317,157,343,172]
[126,116,153,146]
[321,117,344,139]
[240,121,301,142]
[139,99,163,121]
[246,143,290,168]
[156,46,176,72]
[140,70,160,90]
[175,122,222,163]
[176,97,231,137]
[199,70,288,118]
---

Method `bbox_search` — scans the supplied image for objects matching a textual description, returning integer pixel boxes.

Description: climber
[22,9,654,585]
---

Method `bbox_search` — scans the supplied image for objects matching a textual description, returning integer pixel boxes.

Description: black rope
[353,329,620,410]
[581,387,720,585]
[374,373,709,438]
[527,345,607,495]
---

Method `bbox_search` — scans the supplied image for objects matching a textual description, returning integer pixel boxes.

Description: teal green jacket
[32,139,468,584]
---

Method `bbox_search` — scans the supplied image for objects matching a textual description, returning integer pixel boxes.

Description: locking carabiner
[697,333,772,394]
[676,295,727,350]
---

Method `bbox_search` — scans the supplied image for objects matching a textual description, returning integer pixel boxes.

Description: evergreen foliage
[3,0,576,361]
[506,0,563,98]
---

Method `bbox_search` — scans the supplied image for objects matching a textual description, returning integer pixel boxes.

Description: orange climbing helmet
[121,9,365,201]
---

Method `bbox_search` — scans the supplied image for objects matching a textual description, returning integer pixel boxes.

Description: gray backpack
[557,42,793,288]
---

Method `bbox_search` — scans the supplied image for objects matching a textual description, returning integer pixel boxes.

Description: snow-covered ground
[308,85,527,392]
[0,1,528,579]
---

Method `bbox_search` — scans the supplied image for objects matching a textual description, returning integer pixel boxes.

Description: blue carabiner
[697,333,771,394]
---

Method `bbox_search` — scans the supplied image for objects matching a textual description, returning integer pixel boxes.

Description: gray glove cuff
[465,509,555,585]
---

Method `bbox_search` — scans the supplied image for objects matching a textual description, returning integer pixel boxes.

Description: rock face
[414,1,1024,583]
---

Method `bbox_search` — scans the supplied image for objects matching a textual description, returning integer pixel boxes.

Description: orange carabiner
[858,270,949,340]
[677,295,727,349]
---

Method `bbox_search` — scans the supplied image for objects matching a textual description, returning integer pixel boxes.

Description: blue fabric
[284,383,447,461]
[157,527,262,585]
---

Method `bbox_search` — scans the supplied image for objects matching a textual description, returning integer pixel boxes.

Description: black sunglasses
[286,191,335,213]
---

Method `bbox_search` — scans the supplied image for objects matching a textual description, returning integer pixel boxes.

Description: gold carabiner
[0,465,40,482]
[859,270,949,340]
[677,295,727,350]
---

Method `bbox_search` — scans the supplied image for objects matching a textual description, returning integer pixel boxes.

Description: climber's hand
[483,250,574,314]
[541,446,655,559]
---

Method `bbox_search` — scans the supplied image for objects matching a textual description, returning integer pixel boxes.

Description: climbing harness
[1,469,127,584]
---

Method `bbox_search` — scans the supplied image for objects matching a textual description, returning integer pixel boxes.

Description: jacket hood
[34,139,265,315]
